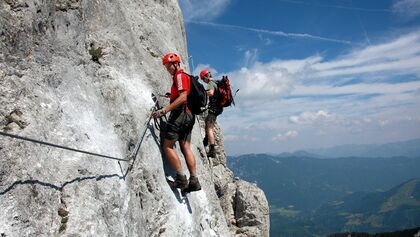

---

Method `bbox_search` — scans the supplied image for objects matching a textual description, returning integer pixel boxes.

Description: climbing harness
[0,93,161,163]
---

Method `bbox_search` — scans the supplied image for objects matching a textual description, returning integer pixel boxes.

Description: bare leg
[206,121,216,145]
[179,140,196,176]
[163,139,182,172]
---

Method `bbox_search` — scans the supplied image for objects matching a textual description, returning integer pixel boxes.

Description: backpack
[216,75,235,108]
[182,72,208,115]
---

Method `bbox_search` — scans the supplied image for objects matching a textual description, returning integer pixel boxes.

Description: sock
[176,171,185,177]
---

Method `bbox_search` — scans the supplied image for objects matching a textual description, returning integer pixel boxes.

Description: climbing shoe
[174,174,188,190]
[187,176,201,192]
[207,145,216,158]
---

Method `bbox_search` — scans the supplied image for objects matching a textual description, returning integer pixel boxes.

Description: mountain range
[227,153,420,237]
[300,138,420,158]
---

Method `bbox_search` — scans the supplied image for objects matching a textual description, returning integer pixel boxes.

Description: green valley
[228,154,420,236]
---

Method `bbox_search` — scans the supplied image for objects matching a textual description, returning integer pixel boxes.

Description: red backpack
[216,76,235,107]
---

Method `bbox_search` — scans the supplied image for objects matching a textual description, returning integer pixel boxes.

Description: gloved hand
[152,108,166,118]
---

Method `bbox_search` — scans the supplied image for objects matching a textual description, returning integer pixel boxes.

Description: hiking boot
[203,136,209,147]
[207,145,216,158]
[174,174,188,190]
[187,176,201,192]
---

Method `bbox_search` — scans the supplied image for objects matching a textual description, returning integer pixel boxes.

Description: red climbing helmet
[200,69,210,79]
[162,53,181,65]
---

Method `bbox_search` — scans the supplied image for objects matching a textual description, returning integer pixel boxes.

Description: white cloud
[258,34,273,45]
[224,134,259,142]
[289,110,338,124]
[286,107,415,131]
[317,130,327,136]
[272,130,299,142]
[243,49,259,67]
[179,0,231,21]
[312,32,420,78]
[315,56,420,78]
[392,0,420,20]
[219,31,420,154]
[314,33,420,69]
[379,119,390,127]
[229,56,320,106]
[293,81,420,96]
[227,31,420,108]
[230,64,292,105]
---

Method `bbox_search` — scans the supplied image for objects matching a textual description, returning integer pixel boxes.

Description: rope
[0,131,129,162]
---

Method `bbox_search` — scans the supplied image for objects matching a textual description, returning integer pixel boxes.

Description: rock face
[199,118,270,237]
[0,0,269,236]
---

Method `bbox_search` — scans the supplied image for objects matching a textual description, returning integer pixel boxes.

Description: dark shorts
[205,113,218,126]
[208,104,223,117]
[165,108,195,141]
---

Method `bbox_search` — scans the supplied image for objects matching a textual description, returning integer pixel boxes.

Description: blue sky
[179,0,420,155]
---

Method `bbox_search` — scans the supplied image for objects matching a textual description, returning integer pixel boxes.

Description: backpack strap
[171,73,189,112]
[182,72,194,112]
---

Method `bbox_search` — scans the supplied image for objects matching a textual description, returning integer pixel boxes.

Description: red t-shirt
[170,69,190,110]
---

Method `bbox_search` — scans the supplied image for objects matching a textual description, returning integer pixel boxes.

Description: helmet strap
[173,62,179,71]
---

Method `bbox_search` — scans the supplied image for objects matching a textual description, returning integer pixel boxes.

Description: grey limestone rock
[234,180,270,237]
[0,0,269,236]
[199,116,270,237]
[0,0,231,236]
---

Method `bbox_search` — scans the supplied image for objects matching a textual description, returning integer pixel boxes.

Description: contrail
[277,0,391,13]
[187,20,357,45]
[350,0,371,45]
[355,7,372,45]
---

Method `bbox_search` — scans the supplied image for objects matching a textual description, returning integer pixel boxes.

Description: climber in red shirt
[152,53,201,192]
